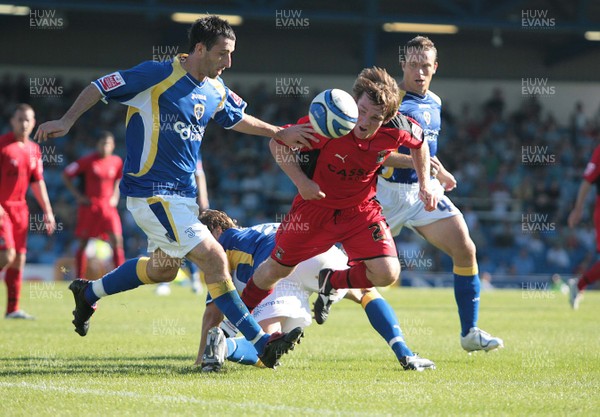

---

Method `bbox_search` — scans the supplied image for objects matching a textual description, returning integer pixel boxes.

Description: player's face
[10,109,36,139]
[353,94,386,140]
[401,49,437,95]
[201,36,235,78]
[97,137,115,157]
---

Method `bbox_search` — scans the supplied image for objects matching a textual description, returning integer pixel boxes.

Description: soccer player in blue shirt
[377,36,503,352]
[34,16,314,368]
[196,210,435,372]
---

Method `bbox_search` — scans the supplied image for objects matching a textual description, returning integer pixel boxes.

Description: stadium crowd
[0,73,598,279]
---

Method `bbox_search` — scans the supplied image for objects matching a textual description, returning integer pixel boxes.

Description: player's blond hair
[199,209,238,233]
[352,67,400,122]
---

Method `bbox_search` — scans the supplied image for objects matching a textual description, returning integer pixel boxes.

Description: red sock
[113,247,125,268]
[579,261,600,291]
[5,268,22,315]
[75,246,87,278]
[330,263,373,289]
[241,278,273,310]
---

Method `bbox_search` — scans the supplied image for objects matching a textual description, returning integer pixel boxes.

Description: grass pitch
[1,281,598,416]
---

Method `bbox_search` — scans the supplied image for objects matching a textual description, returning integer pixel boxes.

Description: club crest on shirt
[376,150,390,164]
[194,103,205,121]
[423,111,431,125]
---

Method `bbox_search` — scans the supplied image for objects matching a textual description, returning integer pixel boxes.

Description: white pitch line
[0,381,376,416]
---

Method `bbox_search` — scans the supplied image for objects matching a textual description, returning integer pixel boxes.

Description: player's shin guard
[208,280,269,354]
[226,337,259,365]
[241,278,273,311]
[453,265,480,337]
[83,257,150,305]
[330,263,372,289]
[578,261,600,291]
[362,291,413,359]
[5,268,22,315]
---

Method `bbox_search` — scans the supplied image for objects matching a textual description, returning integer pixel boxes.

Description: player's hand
[34,119,72,142]
[568,208,583,228]
[276,123,319,150]
[419,186,438,212]
[0,206,5,227]
[437,169,457,192]
[109,195,119,208]
[298,178,325,200]
[43,212,57,235]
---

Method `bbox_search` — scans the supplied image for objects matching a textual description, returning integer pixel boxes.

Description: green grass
[1,281,599,416]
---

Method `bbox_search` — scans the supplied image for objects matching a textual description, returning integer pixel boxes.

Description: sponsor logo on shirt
[98,72,126,92]
[229,90,243,106]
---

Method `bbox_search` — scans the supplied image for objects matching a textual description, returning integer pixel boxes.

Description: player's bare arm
[232,114,319,149]
[409,141,438,212]
[110,179,121,208]
[269,138,325,200]
[194,171,209,212]
[30,180,56,235]
[34,84,103,142]
[568,180,592,228]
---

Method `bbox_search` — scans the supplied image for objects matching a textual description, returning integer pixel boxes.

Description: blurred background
[1,0,599,289]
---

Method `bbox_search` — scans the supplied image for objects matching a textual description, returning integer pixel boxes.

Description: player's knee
[13,253,26,269]
[452,236,476,264]
[147,264,179,282]
[367,258,400,287]
[0,249,15,269]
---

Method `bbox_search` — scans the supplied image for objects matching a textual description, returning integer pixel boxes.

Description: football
[308,89,358,138]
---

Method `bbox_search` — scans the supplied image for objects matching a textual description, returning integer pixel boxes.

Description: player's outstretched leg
[360,290,435,371]
[201,327,227,373]
[400,354,436,371]
[68,257,154,336]
[314,268,334,324]
[68,279,97,336]
[258,327,304,369]
[460,327,504,352]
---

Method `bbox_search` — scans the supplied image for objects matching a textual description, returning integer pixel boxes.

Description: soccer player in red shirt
[0,104,56,319]
[63,131,125,279]
[241,67,438,311]
[567,143,600,309]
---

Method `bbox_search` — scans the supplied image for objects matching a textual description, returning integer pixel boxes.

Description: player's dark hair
[405,36,437,62]
[12,103,34,116]
[188,15,236,53]
[97,130,114,142]
[352,67,401,122]
[199,209,238,233]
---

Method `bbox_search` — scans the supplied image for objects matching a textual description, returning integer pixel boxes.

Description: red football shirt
[0,132,43,204]
[64,152,123,204]
[280,114,423,209]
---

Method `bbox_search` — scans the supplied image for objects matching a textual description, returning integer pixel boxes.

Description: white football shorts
[126,195,211,259]
[376,177,461,238]
[252,245,350,332]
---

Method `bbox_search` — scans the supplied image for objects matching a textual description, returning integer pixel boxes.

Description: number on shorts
[369,221,386,242]
[437,197,453,212]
